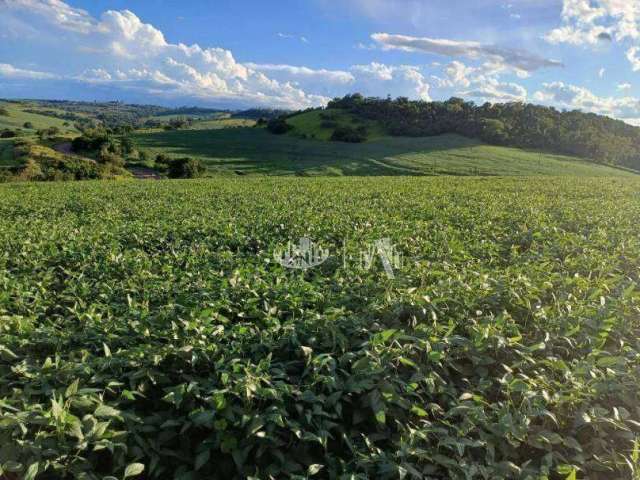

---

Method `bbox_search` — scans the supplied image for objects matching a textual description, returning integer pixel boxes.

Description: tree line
[328,94,640,169]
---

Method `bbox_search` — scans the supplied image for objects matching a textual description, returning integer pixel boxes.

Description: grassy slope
[0,101,77,132]
[132,126,634,177]
[0,101,79,167]
[287,108,385,141]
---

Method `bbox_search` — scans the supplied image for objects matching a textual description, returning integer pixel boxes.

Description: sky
[1,0,640,123]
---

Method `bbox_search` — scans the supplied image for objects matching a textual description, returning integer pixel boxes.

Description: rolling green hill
[0,101,78,132]
[132,127,634,177]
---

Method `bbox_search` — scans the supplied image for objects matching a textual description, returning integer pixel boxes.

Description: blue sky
[1,0,640,123]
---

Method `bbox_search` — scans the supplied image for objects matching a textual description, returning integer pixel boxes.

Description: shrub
[71,130,110,152]
[330,125,368,143]
[266,118,293,135]
[0,129,17,138]
[23,122,34,129]
[166,157,205,178]
[0,107,9,116]
[97,145,125,167]
[155,154,204,178]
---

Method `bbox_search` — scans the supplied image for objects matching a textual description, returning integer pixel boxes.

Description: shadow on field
[131,127,634,177]
[133,128,484,176]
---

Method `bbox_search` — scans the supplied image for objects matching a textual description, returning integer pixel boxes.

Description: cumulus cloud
[545,0,640,72]
[0,63,59,79]
[351,63,431,100]
[534,81,640,121]
[430,60,528,103]
[0,0,445,108]
[0,0,328,109]
[371,33,563,77]
[618,82,632,90]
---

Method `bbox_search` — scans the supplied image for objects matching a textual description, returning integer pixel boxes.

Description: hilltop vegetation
[313,94,640,170]
[1,176,640,479]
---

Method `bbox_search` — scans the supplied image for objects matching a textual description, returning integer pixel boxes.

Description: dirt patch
[128,166,163,180]
[53,142,73,155]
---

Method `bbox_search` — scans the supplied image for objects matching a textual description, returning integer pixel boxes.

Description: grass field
[0,101,77,132]
[1,176,639,479]
[132,127,634,176]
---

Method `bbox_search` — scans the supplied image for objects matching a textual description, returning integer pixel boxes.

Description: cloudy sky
[1,0,640,123]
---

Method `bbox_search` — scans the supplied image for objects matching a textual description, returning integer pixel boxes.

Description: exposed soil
[127,166,163,180]
[53,142,73,155]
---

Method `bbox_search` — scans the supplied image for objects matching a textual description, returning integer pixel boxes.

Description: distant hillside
[155,106,229,117]
[311,94,640,170]
[232,108,292,120]
[132,127,634,177]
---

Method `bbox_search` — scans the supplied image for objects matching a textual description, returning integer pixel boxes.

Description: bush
[0,129,17,138]
[23,122,34,129]
[330,125,368,143]
[155,155,204,178]
[266,118,293,135]
[0,107,9,116]
[72,130,110,152]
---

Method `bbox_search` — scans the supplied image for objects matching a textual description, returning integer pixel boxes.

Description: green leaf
[307,464,324,476]
[24,463,39,480]
[65,378,79,398]
[124,463,145,478]
[94,405,121,418]
[195,450,210,471]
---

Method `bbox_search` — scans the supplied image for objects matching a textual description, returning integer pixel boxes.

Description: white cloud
[351,63,431,100]
[0,0,328,109]
[534,81,640,121]
[0,63,59,79]
[599,67,606,78]
[462,79,527,102]
[245,64,355,85]
[627,46,640,71]
[277,33,309,43]
[371,33,563,77]
[430,60,528,103]
[2,0,95,33]
[618,82,632,90]
[0,1,447,108]
[545,0,640,59]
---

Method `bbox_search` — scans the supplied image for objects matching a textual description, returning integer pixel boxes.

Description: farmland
[131,129,632,177]
[1,176,639,479]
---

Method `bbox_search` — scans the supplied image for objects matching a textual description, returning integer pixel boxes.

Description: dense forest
[327,94,640,169]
